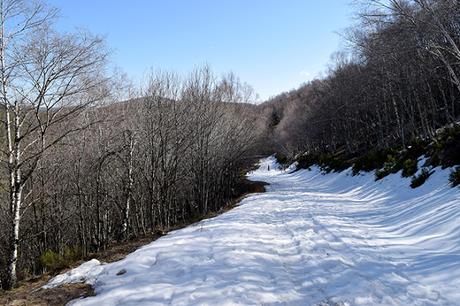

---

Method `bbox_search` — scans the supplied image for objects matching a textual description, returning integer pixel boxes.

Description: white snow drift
[46,156,460,305]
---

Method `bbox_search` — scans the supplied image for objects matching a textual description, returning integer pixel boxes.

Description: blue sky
[48,0,354,101]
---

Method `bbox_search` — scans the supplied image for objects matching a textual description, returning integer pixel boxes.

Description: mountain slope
[46,157,460,305]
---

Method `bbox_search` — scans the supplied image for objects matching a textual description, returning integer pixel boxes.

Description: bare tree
[0,0,108,288]
[260,0,460,163]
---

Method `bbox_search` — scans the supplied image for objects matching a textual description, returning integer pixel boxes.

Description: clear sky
[47,0,354,101]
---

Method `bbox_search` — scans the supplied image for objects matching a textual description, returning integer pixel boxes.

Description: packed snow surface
[48,156,460,305]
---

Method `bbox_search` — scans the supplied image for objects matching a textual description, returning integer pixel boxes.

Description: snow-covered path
[50,157,460,305]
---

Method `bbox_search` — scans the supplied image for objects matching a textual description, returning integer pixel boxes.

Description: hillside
[44,157,460,305]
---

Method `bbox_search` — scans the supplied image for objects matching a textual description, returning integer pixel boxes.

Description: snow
[43,259,104,289]
[46,156,460,305]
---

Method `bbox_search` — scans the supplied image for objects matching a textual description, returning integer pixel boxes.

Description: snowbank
[46,156,460,305]
[44,259,104,289]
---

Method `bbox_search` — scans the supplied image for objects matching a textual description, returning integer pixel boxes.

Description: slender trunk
[122,134,135,239]
[6,103,22,289]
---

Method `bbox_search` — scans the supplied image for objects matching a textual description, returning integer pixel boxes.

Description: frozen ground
[47,156,460,305]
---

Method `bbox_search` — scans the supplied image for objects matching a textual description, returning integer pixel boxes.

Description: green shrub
[375,168,389,180]
[405,138,428,160]
[375,154,397,180]
[295,153,318,170]
[40,246,82,272]
[426,138,445,167]
[427,124,460,168]
[449,167,460,187]
[40,250,65,272]
[375,149,422,180]
[62,245,82,262]
[402,158,418,177]
[410,168,432,188]
[384,155,398,171]
[317,153,350,173]
[352,150,389,175]
[274,152,289,165]
[294,152,350,173]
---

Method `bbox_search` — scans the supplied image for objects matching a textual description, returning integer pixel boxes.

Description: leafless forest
[1,0,460,291]
[263,0,460,157]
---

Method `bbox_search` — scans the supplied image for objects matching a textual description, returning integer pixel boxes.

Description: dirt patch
[0,278,92,306]
[87,235,160,263]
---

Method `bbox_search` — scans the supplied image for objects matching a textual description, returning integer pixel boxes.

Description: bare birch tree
[0,0,108,289]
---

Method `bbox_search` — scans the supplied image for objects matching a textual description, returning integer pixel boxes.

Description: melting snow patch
[43,259,104,289]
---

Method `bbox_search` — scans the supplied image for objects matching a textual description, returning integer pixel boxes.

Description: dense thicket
[261,0,460,157]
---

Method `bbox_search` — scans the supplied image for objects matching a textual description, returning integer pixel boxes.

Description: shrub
[375,150,422,180]
[40,246,82,272]
[405,138,428,160]
[62,245,82,262]
[352,150,389,175]
[410,168,433,188]
[375,169,386,180]
[295,153,318,170]
[449,167,460,187]
[40,250,64,272]
[274,152,289,165]
[318,154,336,172]
[427,124,460,168]
[294,152,350,172]
[375,154,397,180]
[402,158,418,178]
[317,153,350,173]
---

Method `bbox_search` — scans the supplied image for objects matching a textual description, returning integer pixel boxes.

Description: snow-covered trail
[49,157,460,305]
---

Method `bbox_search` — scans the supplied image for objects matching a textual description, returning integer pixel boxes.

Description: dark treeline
[261,0,460,157]
[0,0,262,289]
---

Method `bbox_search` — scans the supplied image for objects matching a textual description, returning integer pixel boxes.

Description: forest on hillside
[1,0,460,292]
[261,0,460,157]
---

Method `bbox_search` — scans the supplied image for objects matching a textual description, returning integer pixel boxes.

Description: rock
[116,269,127,276]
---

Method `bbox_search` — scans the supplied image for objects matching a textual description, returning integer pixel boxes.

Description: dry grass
[0,278,93,306]
[0,236,159,306]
